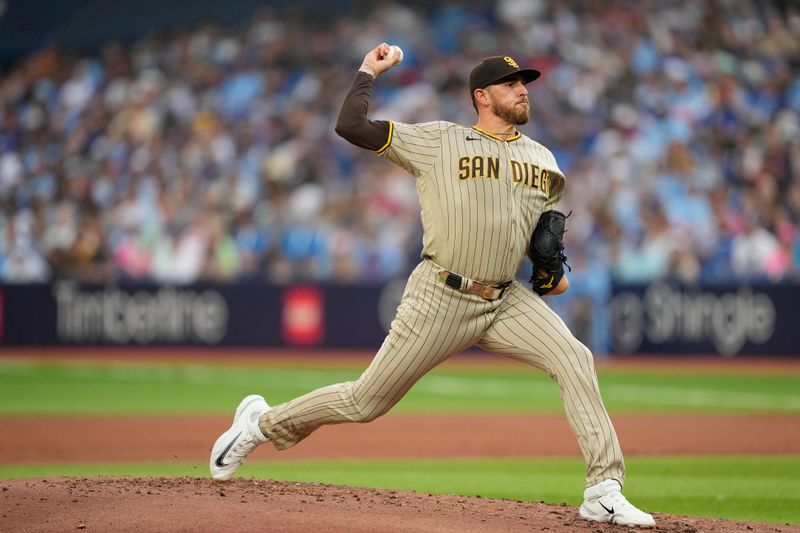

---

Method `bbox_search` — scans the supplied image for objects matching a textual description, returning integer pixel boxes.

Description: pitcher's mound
[1,477,796,532]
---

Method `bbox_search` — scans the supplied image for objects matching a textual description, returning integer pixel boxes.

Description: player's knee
[570,338,594,364]
[335,381,373,423]
[348,399,384,423]
[562,339,597,377]
[356,409,382,423]
[348,388,392,423]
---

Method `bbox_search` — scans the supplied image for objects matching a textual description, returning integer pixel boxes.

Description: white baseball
[387,45,404,64]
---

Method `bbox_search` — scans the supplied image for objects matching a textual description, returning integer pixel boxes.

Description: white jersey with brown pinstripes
[377,120,566,285]
[259,118,626,489]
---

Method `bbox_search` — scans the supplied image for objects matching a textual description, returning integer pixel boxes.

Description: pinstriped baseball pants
[260,259,625,487]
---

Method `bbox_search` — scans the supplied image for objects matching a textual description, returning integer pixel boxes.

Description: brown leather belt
[437,269,511,301]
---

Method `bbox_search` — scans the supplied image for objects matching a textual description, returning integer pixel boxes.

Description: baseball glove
[528,210,570,295]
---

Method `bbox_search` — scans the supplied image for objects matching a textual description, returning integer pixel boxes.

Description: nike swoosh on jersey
[466,136,481,141]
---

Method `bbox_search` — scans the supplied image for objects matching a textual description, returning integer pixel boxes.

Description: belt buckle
[480,284,497,300]
[485,282,511,300]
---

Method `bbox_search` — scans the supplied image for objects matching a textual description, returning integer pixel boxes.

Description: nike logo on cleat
[214,431,242,467]
[599,502,614,515]
[466,136,480,141]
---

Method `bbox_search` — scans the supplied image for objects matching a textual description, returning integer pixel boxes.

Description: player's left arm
[530,170,570,296]
[529,212,570,296]
[550,272,570,294]
[536,268,569,295]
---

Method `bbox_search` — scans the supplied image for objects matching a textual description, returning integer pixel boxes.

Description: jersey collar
[471,126,522,142]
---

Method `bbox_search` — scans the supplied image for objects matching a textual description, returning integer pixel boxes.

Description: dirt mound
[1,477,796,533]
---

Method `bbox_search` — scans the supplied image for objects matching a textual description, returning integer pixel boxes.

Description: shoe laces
[227,433,259,464]
[601,491,639,512]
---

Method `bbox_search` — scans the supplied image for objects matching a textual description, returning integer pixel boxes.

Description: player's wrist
[359,64,378,78]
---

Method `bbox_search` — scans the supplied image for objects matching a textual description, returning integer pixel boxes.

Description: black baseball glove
[528,210,570,295]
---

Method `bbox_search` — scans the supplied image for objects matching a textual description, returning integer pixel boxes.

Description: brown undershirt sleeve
[334,71,391,151]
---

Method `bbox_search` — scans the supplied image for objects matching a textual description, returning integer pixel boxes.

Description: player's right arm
[335,44,442,178]
[358,42,402,80]
[334,43,400,151]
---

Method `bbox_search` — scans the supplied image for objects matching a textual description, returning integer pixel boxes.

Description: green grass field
[1,357,798,415]
[1,355,799,526]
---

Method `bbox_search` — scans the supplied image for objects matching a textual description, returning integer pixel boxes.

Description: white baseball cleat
[210,394,270,481]
[579,479,655,528]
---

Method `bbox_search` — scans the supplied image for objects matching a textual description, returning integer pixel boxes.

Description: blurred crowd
[1,0,799,293]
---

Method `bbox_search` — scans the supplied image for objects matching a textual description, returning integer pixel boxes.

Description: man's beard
[492,100,530,125]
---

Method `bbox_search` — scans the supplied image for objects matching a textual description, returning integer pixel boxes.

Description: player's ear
[473,88,490,108]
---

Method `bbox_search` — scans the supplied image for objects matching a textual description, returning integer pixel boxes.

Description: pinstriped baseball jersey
[257,66,627,492]
[209,55,654,524]
[378,121,566,285]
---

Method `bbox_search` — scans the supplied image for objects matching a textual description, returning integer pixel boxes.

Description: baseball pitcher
[210,43,655,528]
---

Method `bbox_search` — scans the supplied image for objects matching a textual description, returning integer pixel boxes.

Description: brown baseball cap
[469,56,541,94]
